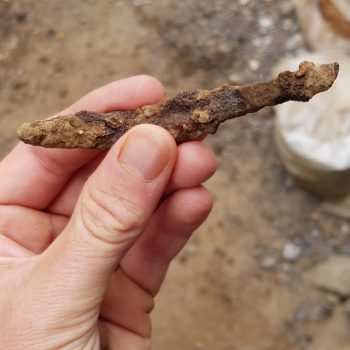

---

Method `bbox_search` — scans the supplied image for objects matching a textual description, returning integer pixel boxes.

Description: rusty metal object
[17,61,339,150]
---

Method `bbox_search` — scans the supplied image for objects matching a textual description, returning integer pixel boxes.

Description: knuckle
[145,296,155,314]
[79,183,144,244]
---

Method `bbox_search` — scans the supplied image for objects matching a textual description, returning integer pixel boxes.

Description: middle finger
[47,141,217,217]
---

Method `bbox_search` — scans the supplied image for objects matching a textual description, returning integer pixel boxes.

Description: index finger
[0,75,165,210]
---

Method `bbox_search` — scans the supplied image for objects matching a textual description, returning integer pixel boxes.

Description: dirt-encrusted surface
[1,1,350,349]
[17,62,339,149]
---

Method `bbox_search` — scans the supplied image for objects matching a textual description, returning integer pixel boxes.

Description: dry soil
[1,1,350,349]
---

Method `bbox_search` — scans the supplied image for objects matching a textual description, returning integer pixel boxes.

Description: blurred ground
[1,0,350,349]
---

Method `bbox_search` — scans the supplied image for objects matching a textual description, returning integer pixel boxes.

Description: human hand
[0,76,217,349]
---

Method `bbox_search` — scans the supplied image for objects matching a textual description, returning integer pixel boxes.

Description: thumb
[45,124,177,297]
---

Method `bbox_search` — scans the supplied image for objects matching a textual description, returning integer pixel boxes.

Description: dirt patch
[1,1,349,349]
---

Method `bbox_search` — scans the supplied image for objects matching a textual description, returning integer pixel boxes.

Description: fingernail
[118,127,170,181]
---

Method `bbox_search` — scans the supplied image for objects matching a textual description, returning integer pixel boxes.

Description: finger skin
[46,153,106,216]
[121,186,213,295]
[100,270,153,338]
[0,143,217,254]
[47,141,217,217]
[3,125,177,349]
[0,234,35,257]
[0,75,165,210]
[99,321,150,350]
[0,77,217,350]
[42,125,177,300]
[0,205,68,254]
[99,186,213,341]
[166,141,218,194]
[59,75,165,115]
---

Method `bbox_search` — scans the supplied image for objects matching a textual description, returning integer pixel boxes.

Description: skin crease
[0,75,217,349]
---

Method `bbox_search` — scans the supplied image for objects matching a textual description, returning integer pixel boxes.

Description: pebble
[282,18,295,31]
[283,175,295,189]
[305,256,350,298]
[259,17,274,31]
[252,35,273,48]
[261,255,278,269]
[310,228,322,238]
[283,242,302,261]
[229,72,244,84]
[248,59,260,71]
[285,33,303,51]
[294,299,334,323]
[185,244,199,255]
[294,305,308,322]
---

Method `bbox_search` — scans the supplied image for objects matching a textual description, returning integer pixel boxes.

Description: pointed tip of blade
[17,121,45,146]
[17,122,32,142]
